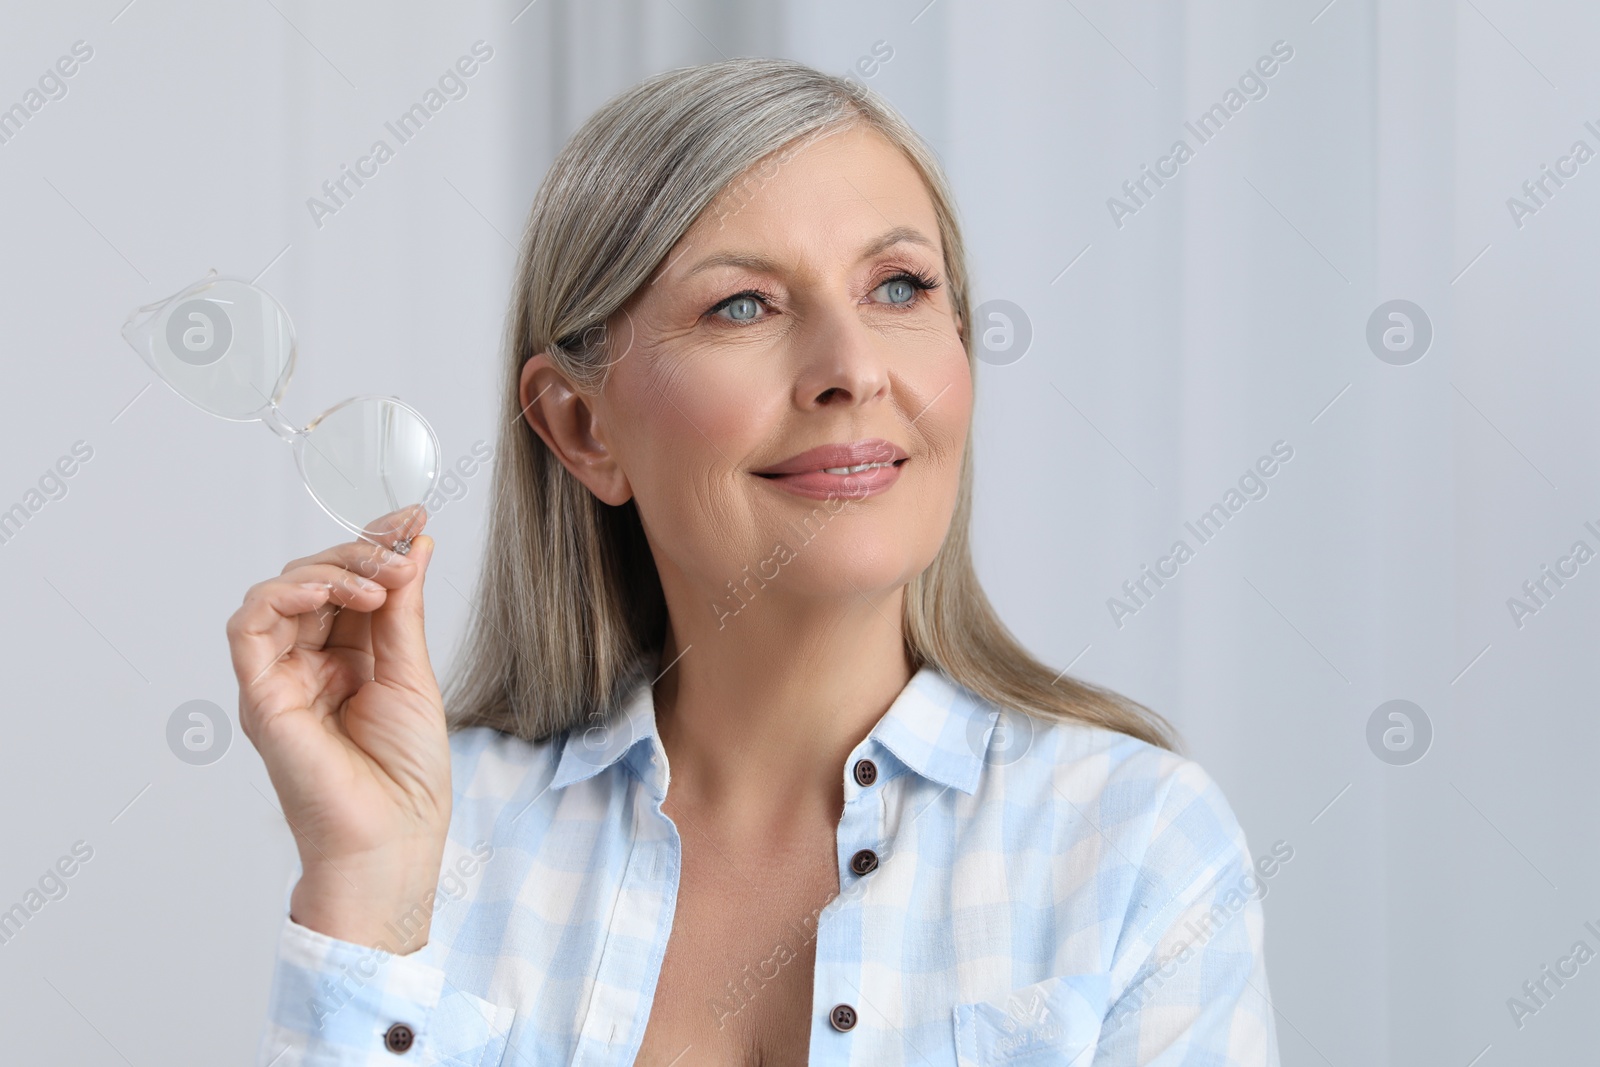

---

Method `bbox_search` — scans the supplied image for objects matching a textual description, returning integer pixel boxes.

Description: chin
[780,517,937,596]
[709,471,955,598]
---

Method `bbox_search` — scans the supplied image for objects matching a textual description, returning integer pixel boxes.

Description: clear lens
[296,396,441,545]
[122,276,294,421]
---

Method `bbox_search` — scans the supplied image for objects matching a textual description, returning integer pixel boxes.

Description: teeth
[822,461,893,475]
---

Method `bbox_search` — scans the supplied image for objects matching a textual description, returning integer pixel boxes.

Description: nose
[790,307,891,410]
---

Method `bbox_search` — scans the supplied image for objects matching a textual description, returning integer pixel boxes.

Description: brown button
[829,1003,858,1031]
[384,1023,415,1053]
[849,848,879,876]
[853,759,877,786]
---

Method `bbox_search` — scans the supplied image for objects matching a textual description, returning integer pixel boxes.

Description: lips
[752,438,909,500]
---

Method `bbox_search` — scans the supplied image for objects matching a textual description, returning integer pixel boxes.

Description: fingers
[362,503,428,555]
[292,562,388,653]
[230,557,415,685]
[226,578,343,697]
[281,538,419,587]
[321,584,372,653]
[279,560,415,612]
[368,534,438,693]
[233,509,435,707]
[297,584,356,651]
[285,541,418,648]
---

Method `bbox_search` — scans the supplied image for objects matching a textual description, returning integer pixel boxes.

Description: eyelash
[706,269,941,322]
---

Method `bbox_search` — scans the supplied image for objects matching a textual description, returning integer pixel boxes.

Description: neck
[652,580,913,835]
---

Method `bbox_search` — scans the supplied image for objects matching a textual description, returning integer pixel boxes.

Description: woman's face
[535,123,972,618]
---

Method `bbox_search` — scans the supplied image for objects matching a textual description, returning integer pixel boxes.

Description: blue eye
[721,295,761,321]
[879,278,916,305]
[873,273,936,306]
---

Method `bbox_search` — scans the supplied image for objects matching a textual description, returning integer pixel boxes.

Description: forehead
[680,123,941,267]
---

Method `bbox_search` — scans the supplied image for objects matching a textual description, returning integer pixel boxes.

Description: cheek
[663,360,775,455]
[896,345,970,560]
[603,346,780,556]
[618,340,780,472]
[912,342,974,470]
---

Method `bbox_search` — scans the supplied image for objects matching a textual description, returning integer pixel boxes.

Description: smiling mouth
[756,458,906,478]
[750,442,909,501]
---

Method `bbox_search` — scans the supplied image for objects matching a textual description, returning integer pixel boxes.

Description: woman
[237,58,1281,1066]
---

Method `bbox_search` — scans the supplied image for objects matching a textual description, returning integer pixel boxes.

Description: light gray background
[2,0,1594,1062]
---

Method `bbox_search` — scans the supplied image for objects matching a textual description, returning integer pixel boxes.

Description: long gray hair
[441,57,1178,752]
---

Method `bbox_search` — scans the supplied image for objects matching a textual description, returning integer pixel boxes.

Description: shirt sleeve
[1092,762,1285,1065]
[254,869,515,1065]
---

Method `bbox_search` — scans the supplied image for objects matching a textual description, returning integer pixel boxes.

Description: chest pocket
[952,972,1110,1066]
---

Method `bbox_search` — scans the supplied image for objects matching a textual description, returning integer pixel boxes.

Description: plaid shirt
[256,664,1282,1065]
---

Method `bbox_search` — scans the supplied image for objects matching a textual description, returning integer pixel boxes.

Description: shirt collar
[863,664,992,795]
[548,663,995,798]
[548,678,661,794]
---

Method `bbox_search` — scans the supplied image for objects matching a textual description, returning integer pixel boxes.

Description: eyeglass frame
[120,268,441,553]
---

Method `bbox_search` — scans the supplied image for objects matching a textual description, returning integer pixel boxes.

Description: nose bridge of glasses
[260,403,302,441]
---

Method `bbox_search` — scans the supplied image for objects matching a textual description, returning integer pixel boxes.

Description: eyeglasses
[121,270,441,553]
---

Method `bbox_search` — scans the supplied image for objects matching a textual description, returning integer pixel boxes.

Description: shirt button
[852,758,877,786]
[849,848,878,876]
[829,1003,858,1031]
[384,1022,415,1053]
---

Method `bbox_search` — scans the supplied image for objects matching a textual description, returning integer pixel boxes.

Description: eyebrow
[683,226,936,278]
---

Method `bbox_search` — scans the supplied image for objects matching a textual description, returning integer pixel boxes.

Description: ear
[518,353,633,506]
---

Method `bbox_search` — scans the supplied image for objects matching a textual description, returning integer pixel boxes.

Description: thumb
[370,533,438,692]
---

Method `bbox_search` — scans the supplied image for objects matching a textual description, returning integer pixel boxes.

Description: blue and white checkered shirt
[256,664,1282,1065]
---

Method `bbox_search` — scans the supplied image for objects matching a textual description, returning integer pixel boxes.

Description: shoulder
[1053,719,1245,867]
[444,723,566,827]
[964,682,1252,906]
[963,685,1271,971]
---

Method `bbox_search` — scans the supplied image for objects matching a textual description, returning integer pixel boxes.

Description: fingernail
[355,577,384,592]
[300,582,332,593]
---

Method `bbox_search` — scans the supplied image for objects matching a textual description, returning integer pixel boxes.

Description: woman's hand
[227,507,451,953]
